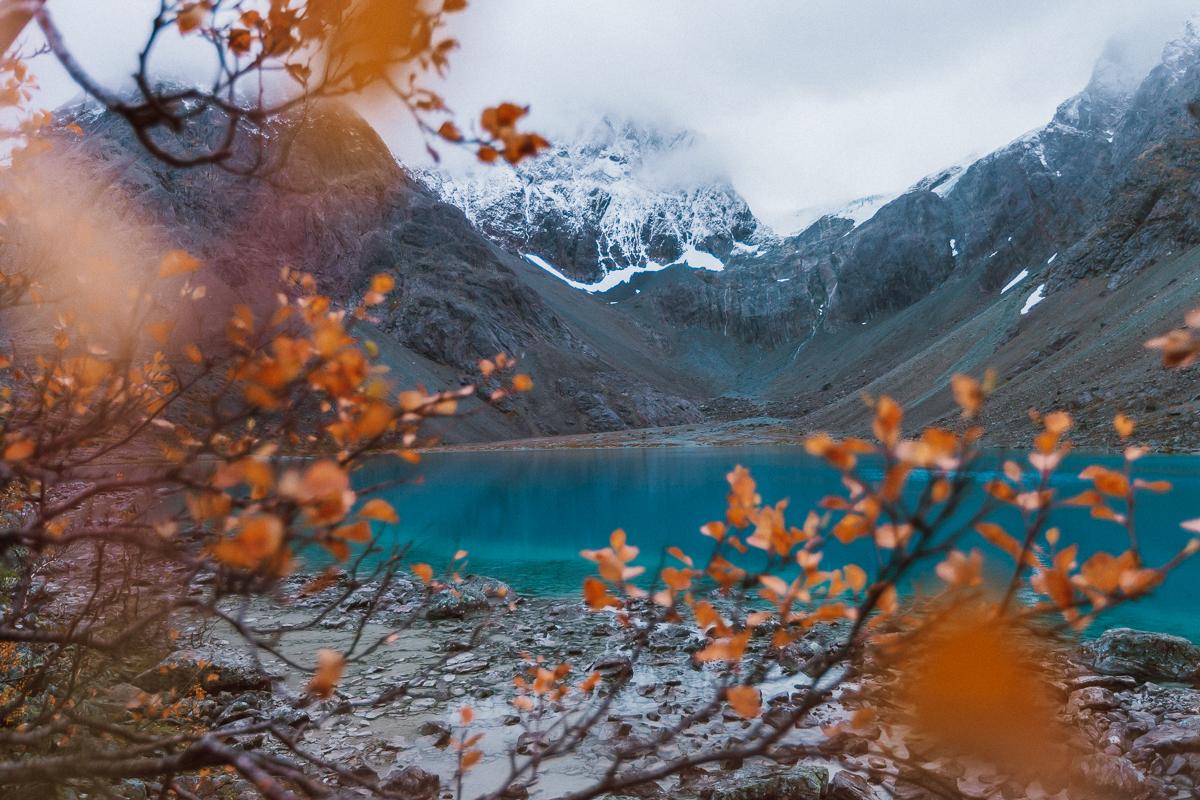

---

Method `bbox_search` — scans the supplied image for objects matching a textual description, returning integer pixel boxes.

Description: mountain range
[44,18,1200,448]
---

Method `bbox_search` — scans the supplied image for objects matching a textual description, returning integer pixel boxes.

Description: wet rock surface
[104,575,1200,800]
[1083,627,1200,684]
[134,646,273,694]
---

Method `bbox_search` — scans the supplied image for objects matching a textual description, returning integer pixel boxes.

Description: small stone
[417,720,451,746]
[1069,686,1120,713]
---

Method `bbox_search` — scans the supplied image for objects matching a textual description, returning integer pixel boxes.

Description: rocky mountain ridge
[27,16,1200,447]
[417,118,768,285]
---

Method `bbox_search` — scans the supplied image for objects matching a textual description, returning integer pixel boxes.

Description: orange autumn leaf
[1078,550,1137,594]
[159,249,202,277]
[1042,410,1073,435]
[725,685,762,719]
[145,320,174,345]
[210,514,284,570]
[1114,413,1136,439]
[874,523,912,550]
[1079,465,1129,497]
[951,373,984,417]
[4,438,34,461]
[872,395,903,446]
[935,549,983,587]
[844,563,868,594]
[307,649,345,698]
[695,631,750,663]
[359,498,399,523]
[893,602,1062,773]
[833,513,871,544]
[583,576,620,610]
[976,522,1036,566]
[176,2,209,34]
[370,273,395,294]
[334,521,371,543]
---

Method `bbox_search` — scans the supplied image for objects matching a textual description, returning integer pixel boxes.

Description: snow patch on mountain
[523,243,723,294]
[1001,268,1029,295]
[781,192,898,236]
[1161,15,1200,82]
[1020,284,1047,315]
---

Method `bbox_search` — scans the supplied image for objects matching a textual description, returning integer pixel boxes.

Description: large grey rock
[1075,753,1152,799]
[1084,628,1200,683]
[425,576,516,620]
[827,770,877,800]
[381,765,439,800]
[701,766,828,800]
[1132,716,1200,756]
[776,621,850,675]
[135,647,272,693]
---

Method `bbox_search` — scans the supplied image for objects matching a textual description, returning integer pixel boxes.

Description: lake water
[353,447,1200,642]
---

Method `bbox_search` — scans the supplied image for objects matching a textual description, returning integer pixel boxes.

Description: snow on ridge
[1001,268,1029,295]
[1020,283,1047,315]
[1161,15,1200,81]
[420,118,763,277]
[677,245,725,272]
[781,192,898,236]
[523,247,723,294]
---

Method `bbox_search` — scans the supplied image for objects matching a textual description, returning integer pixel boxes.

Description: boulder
[1132,717,1200,756]
[1084,628,1200,684]
[381,765,439,800]
[134,648,272,693]
[701,766,828,800]
[828,770,877,800]
[776,621,850,675]
[1075,753,1152,798]
[426,576,515,620]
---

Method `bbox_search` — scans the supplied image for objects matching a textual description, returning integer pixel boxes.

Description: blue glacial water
[351,447,1200,642]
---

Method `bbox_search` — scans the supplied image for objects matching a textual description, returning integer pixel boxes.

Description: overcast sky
[26,1,1200,228]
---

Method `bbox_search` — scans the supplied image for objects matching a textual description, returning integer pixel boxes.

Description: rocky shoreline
[93,572,1200,800]
[424,418,1200,457]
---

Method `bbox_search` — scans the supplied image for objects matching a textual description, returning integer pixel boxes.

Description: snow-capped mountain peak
[418,117,767,285]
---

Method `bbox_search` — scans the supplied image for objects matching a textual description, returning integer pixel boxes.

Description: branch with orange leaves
[15,1,548,175]
[548,374,1200,799]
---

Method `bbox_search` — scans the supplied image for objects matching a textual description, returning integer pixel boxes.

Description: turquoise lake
[354,447,1200,642]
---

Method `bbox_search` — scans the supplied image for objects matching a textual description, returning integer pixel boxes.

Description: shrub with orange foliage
[0,236,535,793]
[563,369,1200,797]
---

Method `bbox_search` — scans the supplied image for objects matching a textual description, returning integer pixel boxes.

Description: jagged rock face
[418,119,765,282]
[640,23,1200,336]
[1054,19,1200,288]
[48,101,703,440]
[29,15,1200,445]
